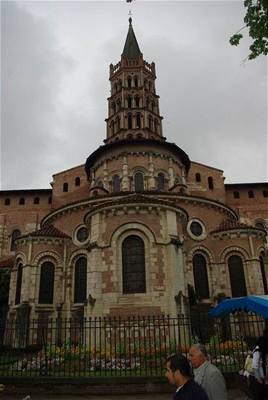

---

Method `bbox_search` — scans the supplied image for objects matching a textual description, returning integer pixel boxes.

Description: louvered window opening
[134,172,144,192]
[39,262,55,304]
[113,175,121,192]
[122,236,146,294]
[157,173,165,191]
[74,257,87,303]
[15,263,23,305]
[193,254,209,300]
[228,255,247,297]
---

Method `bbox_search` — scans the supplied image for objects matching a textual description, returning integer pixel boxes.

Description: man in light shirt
[188,343,227,400]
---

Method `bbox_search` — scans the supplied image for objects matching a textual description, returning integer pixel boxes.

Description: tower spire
[122,17,142,59]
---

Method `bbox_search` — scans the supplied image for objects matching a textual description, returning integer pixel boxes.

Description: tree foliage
[230,0,268,60]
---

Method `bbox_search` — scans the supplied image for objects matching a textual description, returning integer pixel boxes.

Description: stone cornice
[41,191,237,226]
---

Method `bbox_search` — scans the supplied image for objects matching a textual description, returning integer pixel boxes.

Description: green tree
[230,0,268,60]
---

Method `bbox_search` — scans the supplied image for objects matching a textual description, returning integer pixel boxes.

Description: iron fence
[0,313,265,378]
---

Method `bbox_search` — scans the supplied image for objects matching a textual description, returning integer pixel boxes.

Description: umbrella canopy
[209,295,268,318]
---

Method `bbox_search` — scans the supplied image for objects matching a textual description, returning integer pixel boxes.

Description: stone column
[121,156,130,191]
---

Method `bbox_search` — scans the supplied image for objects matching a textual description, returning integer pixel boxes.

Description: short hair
[166,354,191,377]
[191,343,208,357]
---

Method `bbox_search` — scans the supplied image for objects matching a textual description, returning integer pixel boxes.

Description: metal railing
[0,313,265,378]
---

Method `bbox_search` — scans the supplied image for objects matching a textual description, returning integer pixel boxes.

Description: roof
[24,225,70,239]
[225,182,268,188]
[211,219,261,234]
[0,256,14,269]
[122,18,142,59]
[85,139,190,177]
[209,295,268,318]
[0,189,52,196]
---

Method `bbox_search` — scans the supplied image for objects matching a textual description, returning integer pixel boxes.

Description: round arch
[220,246,250,263]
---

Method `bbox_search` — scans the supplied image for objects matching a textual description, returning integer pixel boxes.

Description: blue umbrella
[209,295,268,318]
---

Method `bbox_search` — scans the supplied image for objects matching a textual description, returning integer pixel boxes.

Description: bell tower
[105,18,164,144]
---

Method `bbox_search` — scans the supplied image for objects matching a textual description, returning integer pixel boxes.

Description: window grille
[74,257,87,303]
[228,255,247,297]
[39,262,55,304]
[193,254,209,299]
[122,236,146,294]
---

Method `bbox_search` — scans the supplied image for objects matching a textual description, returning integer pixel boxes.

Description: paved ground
[0,390,250,399]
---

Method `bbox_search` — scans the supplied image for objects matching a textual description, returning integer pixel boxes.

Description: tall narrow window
[134,76,138,88]
[248,190,254,198]
[74,257,87,303]
[127,77,132,88]
[113,175,121,192]
[39,261,55,304]
[136,113,141,129]
[192,254,209,300]
[10,229,21,251]
[4,198,10,206]
[127,96,132,108]
[15,262,23,305]
[208,177,214,190]
[75,177,80,187]
[148,116,152,131]
[157,173,165,191]
[122,236,146,293]
[260,254,268,294]
[228,255,247,297]
[128,114,132,129]
[135,96,139,107]
[134,172,144,192]
[19,198,25,205]
[63,182,68,192]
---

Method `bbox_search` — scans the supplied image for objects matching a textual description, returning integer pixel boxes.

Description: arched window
[259,254,268,294]
[4,198,10,206]
[248,190,254,198]
[39,261,55,304]
[128,114,132,129]
[228,255,247,297]
[34,197,40,204]
[113,175,121,192]
[195,173,201,183]
[154,119,158,133]
[135,96,139,107]
[157,172,165,191]
[117,99,121,111]
[134,76,138,88]
[15,262,23,305]
[134,172,144,192]
[233,191,240,199]
[136,113,141,129]
[115,116,120,132]
[208,177,214,190]
[122,236,146,293]
[75,177,80,187]
[74,257,87,303]
[263,190,268,198]
[10,229,21,251]
[127,76,132,88]
[63,182,68,192]
[192,254,209,300]
[19,198,25,205]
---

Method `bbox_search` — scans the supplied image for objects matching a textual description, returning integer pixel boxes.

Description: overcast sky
[1,0,267,190]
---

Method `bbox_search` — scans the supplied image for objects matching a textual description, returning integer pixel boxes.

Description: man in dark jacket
[165,353,209,400]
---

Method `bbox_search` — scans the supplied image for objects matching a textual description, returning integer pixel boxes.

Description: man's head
[165,354,191,386]
[188,343,208,369]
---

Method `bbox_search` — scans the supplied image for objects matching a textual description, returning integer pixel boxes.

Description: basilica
[0,19,267,322]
